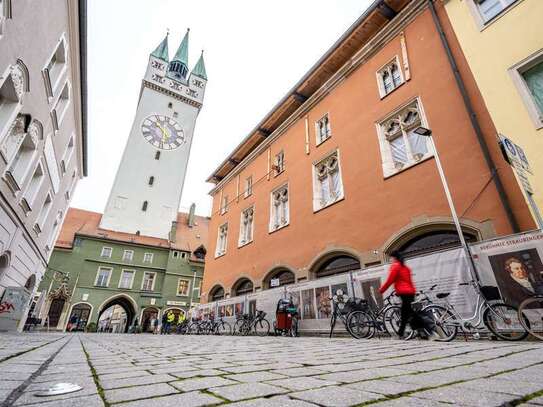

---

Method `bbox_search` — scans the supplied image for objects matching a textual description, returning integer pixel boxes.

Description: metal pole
[429,136,479,280]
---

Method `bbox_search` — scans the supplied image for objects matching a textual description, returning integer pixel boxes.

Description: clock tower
[100,30,207,238]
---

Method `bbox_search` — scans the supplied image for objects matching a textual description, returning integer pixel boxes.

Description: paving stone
[170,368,226,379]
[170,376,237,392]
[269,367,329,377]
[104,383,176,404]
[460,376,543,396]
[101,373,174,390]
[98,369,151,380]
[345,378,424,395]
[228,395,319,406]
[412,384,519,406]
[317,368,403,383]
[14,385,99,406]
[371,396,450,406]
[290,385,382,406]
[11,394,104,407]
[209,382,288,401]
[267,376,338,391]
[117,391,222,407]
[228,371,286,383]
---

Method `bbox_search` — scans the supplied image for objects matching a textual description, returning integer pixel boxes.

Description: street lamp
[414,126,477,279]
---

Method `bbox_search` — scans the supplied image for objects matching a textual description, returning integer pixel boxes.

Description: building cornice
[142,80,202,109]
[208,0,427,195]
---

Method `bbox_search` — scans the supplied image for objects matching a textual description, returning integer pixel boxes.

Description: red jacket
[379,260,416,295]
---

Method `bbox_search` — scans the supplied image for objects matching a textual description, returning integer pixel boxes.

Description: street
[0,333,542,406]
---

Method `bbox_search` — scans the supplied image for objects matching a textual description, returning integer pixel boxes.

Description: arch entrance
[263,268,295,289]
[98,295,136,333]
[141,307,159,333]
[232,278,254,296]
[67,303,91,331]
[209,285,225,302]
[313,254,360,279]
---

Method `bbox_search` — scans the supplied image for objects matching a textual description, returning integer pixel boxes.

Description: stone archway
[67,303,92,332]
[141,307,159,333]
[310,251,361,279]
[208,285,225,302]
[98,295,137,333]
[231,278,254,296]
[262,268,296,289]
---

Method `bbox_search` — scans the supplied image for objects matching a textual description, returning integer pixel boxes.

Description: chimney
[188,203,196,228]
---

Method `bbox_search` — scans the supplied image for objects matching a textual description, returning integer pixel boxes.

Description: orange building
[201,0,536,302]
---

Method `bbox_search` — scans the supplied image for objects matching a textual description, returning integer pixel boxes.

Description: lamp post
[414,126,477,279]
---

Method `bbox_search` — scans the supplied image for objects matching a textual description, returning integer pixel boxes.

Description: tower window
[155,151,160,160]
[168,102,173,108]
[142,201,148,211]
[173,112,178,118]
[148,176,154,186]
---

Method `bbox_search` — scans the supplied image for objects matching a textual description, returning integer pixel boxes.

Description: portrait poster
[289,291,301,313]
[315,286,331,319]
[218,305,225,317]
[361,278,384,309]
[225,304,233,317]
[248,300,256,316]
[235,302,244,316]
[301,288,316,320]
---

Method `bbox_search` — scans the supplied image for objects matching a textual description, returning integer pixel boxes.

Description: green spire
[151,33,169,61]
[172,28,189,66]
[192,50,207,80]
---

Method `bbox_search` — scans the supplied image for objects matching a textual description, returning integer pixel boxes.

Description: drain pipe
[427,0,520,233]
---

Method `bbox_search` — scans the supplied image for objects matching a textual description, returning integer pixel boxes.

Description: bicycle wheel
[383,305,414,339]
[188,322,199,335]
[233,320,244,335]
[483,303,529,341]
[290,316,299,337]
[346,311,373,339]
[254,318,270,336]
[518,296,543,340]
[215,321,232,336]
[421,305,458,342]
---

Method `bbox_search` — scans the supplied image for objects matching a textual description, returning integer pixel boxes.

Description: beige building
[0,0,87,330]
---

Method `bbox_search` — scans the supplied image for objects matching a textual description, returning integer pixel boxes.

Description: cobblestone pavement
[1,333,543,406]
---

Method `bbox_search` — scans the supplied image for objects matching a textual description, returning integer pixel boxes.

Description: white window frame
[466,0,522,29]
[220,194,229,215]
[100,246,112,258]
[176,278,190,297]
[312,150,345,212]
[0,65,23,145]
[35,191,53,235]
[315,113,332,145]
[269,183,289,233]
[51,81,71,131]
[244,176,253,198]
[274,151,285,176]
[143,252,154,263]
[238,205,255,247]
[376,56,405,98]
[193,279,201,298]
[94,267,112,287]
[118,269,135,289]
[122,250,134,262]
[215,222,228,258]
[60,133,75,176]
[20,160,45,214]
[141,271,156,291]
[509,48,543,129]
[376,97,433,178]
[42,34,68,99]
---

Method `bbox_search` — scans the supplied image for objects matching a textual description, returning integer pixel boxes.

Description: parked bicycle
[518,294,543,340]
[421,279,529,341]
[234,310,270,336]
[210,315,232,335]
[328,289,367,338]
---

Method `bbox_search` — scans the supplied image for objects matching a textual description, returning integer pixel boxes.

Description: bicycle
[234,310,270,336]
[518,294,543,340]
[421,279,529,341]
[329,290,367,338]
[210,315,232,335]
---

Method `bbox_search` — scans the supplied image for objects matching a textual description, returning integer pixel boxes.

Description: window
[52,82,70,130]
[474,0,519,23]
[193,279,201,298]
[141,272,155,291]
[148,176,154,186]
[511,53,543,128]
[312,151,344,211]
[244,176,253,198]
[60,135,75,175]
[44,135,60,193]
[143,253,153,263]
[0,66,23,143]
[316,114,331,145]
[274,151,285,175]
[215,223,228,257]
[154,151,160,160]
[142,200,148,211]
[21,161,44,213]
[177,279,190,296]
[220,195,228,215]
[95,267,112,287]
[122,250,134,262]
[270,184,289,232]
[377,99,431,177]
[34,192,52,235]
[239,206,254,246]
[377,57,404,97]
[114,196,127,210]
[118,270,135,289]
[168,102,173,108]
[3,116,38,193]
[172,251,180,259]
[43,36,67,98]
[100,247,112,258]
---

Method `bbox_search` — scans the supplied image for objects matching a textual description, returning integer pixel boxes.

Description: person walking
[379,251,417,339]
[153,317,159,334]
[176,312,186,334]
[166,311,175,334]
[161,312,168,335]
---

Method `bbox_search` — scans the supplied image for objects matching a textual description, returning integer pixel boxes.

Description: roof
[172,29,189,66]
[206,0,409,185]
[55,207,209,253]
[151,34,169,61]
[192,51,207,80]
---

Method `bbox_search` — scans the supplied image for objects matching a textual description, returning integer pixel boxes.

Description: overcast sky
[72,0,373,217]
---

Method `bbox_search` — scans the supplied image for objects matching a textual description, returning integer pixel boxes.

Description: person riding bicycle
[379,251,417,339]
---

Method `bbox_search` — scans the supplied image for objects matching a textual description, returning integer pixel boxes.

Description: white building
[0,0,87,330]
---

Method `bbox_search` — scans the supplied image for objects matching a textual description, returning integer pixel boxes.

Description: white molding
[375,55,405,99]
[238,204,255,248]
[100,246,112,258]
[268,182,290,233]
[118,269,135,290]
[143,252,154,263]
[94,266,113,287]
[141,271,157,291]
[315,112,332,146]
[176,277,191,297]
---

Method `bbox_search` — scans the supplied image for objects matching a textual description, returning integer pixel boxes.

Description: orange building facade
[201,0,536,302]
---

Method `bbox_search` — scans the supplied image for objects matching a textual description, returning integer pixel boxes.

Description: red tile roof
[55,207,209,253]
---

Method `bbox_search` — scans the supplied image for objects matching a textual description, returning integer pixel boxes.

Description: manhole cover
[35,383,82,397]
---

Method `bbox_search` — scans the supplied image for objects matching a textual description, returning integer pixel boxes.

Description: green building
[35,205,208,332]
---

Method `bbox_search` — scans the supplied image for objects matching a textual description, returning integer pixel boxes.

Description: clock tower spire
[99,30,207,239]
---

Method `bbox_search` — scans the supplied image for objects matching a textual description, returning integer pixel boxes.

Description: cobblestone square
[1,333,542,406]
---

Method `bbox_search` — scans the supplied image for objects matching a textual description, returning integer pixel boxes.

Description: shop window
[238,206,254,247]
[315,113,331,145]
[377,57,404,97]
[312,151,344,211]
[270,184,289,232]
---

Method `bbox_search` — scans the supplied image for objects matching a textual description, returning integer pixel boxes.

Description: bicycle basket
[480,285,501,301]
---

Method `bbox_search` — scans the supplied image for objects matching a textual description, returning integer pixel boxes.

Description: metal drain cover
[35,383,83,397]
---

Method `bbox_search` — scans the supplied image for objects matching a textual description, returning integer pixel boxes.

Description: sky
[72,0,374,217]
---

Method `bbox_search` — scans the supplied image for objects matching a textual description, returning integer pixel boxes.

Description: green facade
[38,234,204,332]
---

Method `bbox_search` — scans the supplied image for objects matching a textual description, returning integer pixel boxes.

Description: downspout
[427,0,520,233]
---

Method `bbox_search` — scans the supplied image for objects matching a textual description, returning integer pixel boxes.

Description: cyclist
[379,250,417,339]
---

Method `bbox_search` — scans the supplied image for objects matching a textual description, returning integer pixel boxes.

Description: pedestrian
[379,250,438,340]
[176,312,186,333]
[161,311,168,335]
[153,317,159,334]
[166,311,175,334]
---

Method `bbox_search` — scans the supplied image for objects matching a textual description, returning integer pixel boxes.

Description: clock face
[141,115,185,150]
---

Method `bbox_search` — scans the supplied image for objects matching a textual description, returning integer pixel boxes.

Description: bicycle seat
[436,292,450,299]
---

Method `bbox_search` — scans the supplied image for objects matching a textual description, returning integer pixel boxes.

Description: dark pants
[399,294,415,337]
